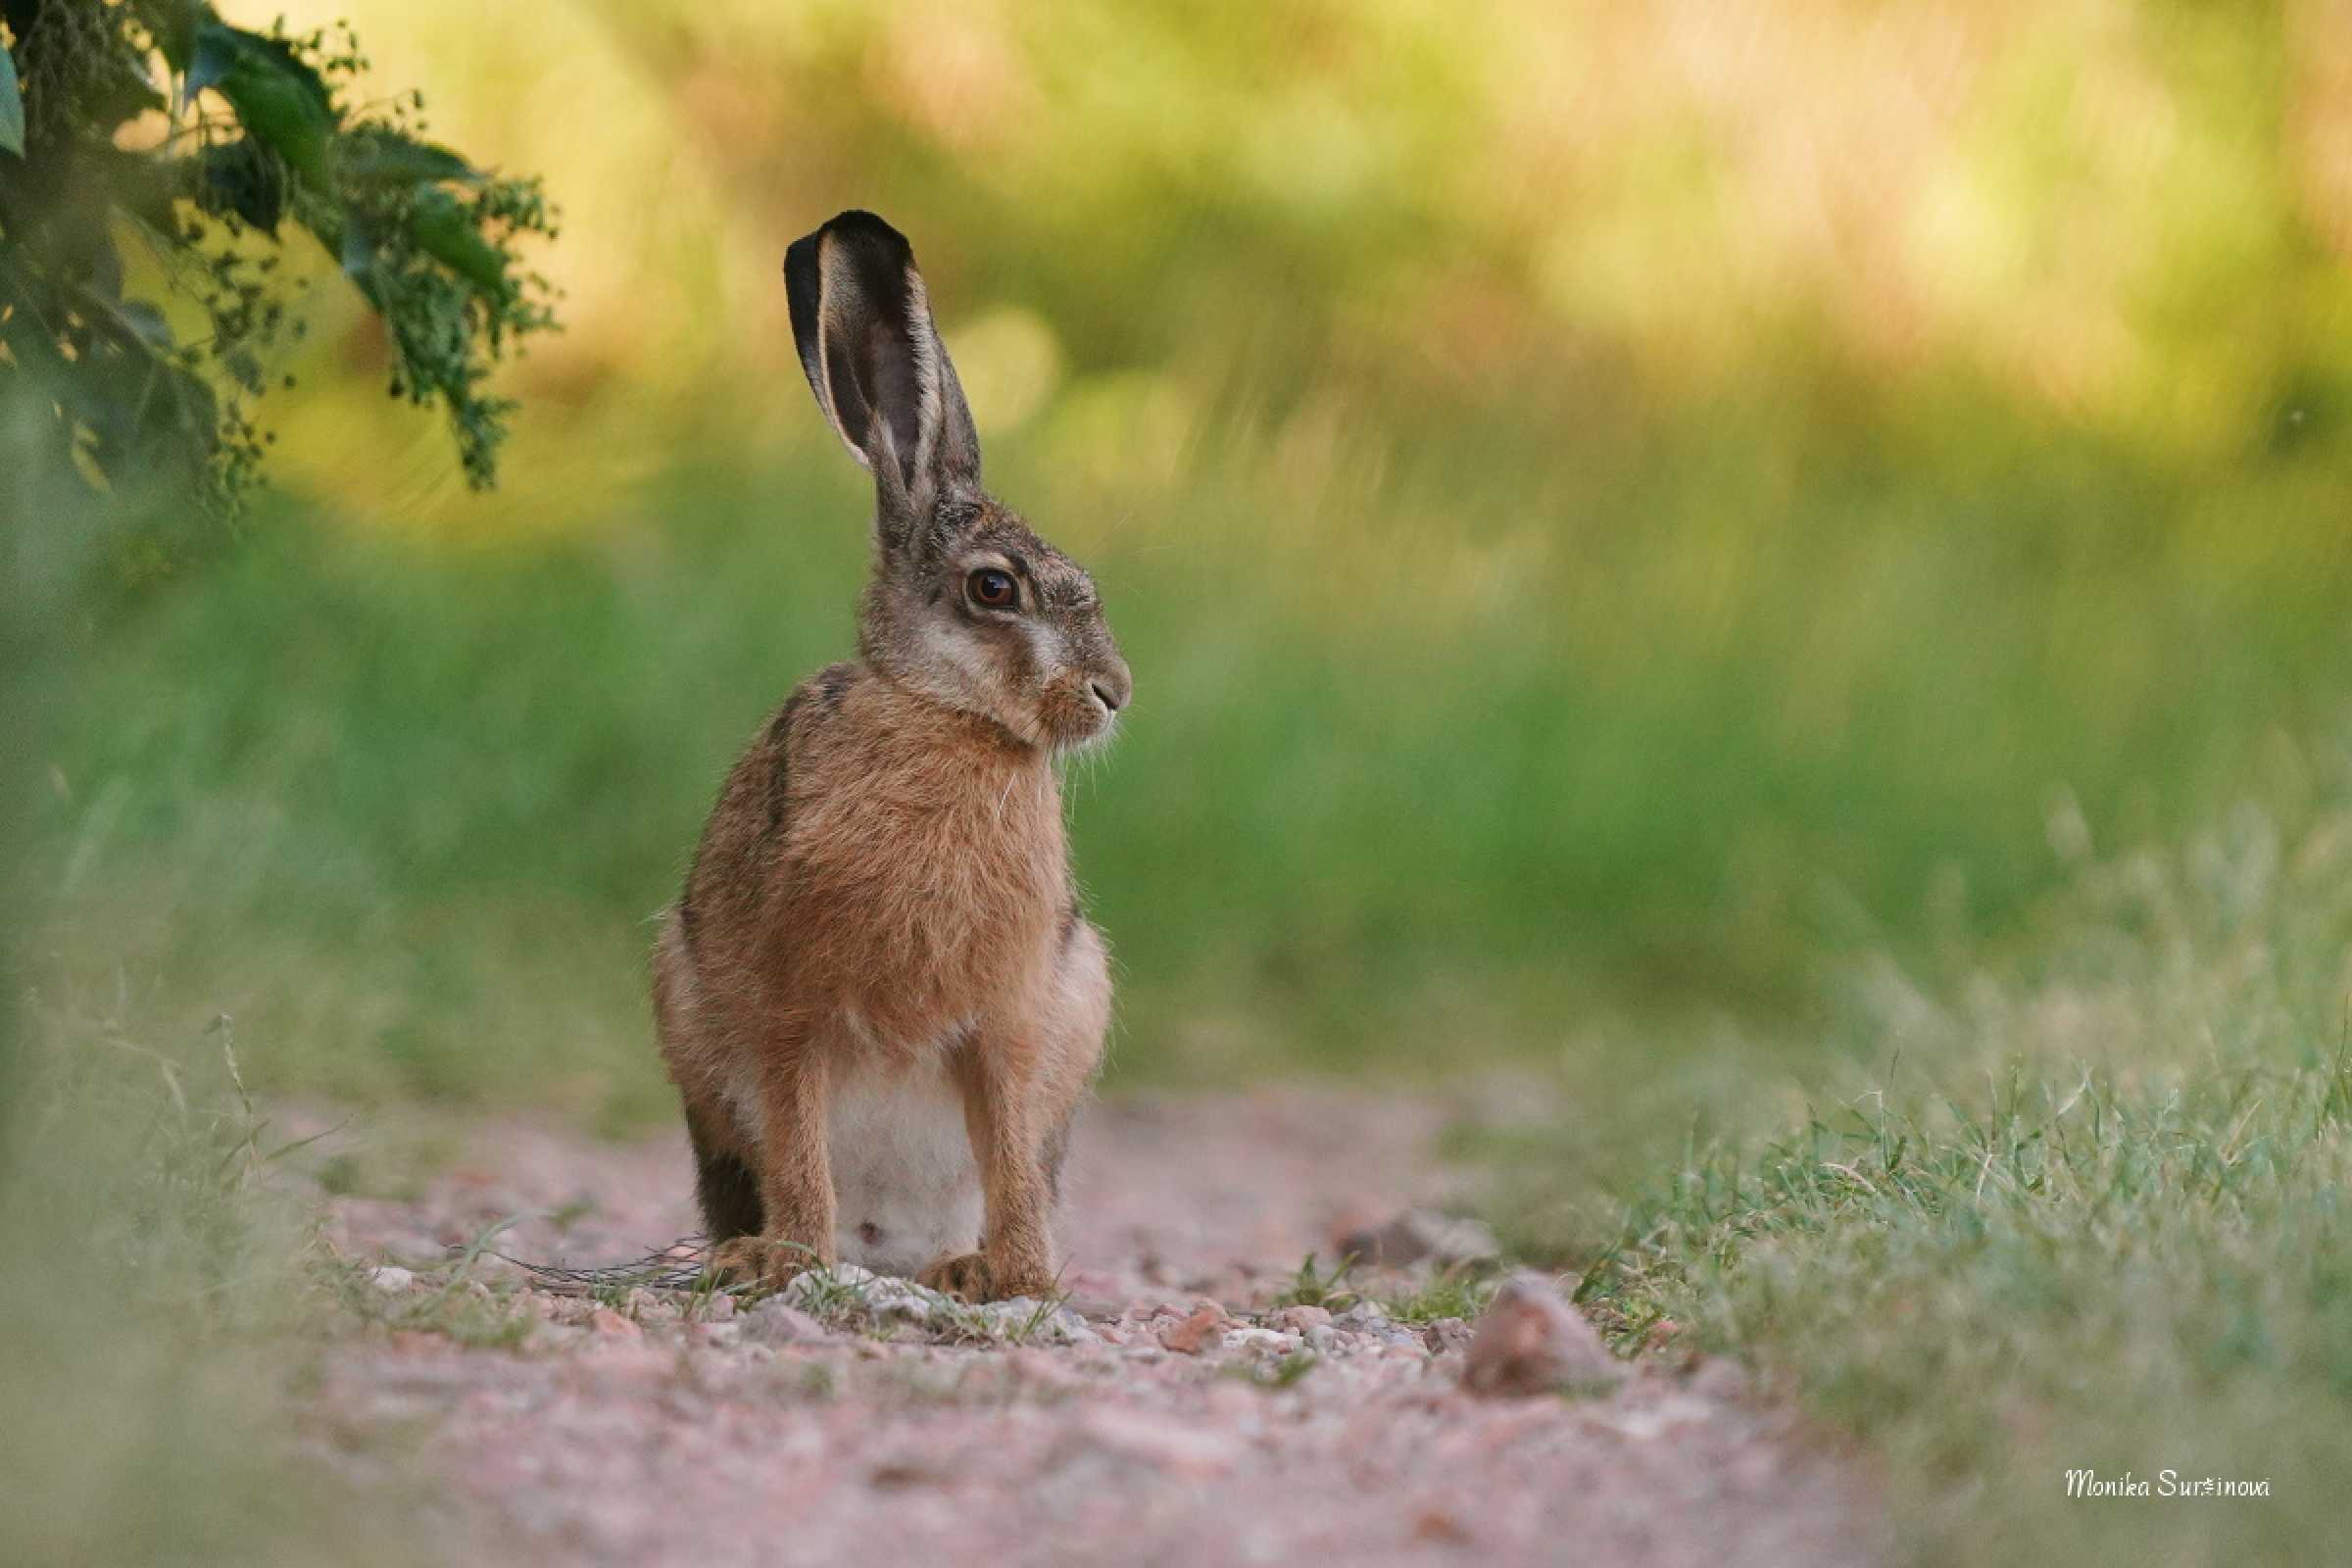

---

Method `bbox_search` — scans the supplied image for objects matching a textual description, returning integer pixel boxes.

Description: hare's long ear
[784,211,982,547]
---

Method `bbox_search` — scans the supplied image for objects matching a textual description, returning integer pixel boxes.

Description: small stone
[1460,1273,1621,1396]
[368,1265,416,1294]
[1160,1304,1226,1355]
[744,1300,827,1346]
[868,1460,947,1490]
[1333,1208,1501,1269]
[1303,1324,1343,1354]
[1413,1506,1474,1545]
[1268,1304,1332,1334]
[1226,1326,1301,1354]
[587,1307,641,1340]
[1643,1317,1682,1351]
[1424,1316,1475,1353]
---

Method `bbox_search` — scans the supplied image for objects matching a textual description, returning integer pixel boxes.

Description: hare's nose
[1089,661,1132,714]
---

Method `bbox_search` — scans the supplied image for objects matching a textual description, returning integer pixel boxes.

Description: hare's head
[784,212,1131,754]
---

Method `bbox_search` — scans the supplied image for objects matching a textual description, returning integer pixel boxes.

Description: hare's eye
[967,568,1018,610]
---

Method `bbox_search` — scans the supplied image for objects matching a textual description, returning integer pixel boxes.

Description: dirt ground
[308,1091,1883,1567]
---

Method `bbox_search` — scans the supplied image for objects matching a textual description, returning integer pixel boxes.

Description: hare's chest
[789,754,1067,999]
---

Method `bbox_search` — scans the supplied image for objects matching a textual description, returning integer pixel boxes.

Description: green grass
[27,396,2352,1124]
[0,1003,432,1566]
[1269,1251,1361,1313]
[1378,1269,1495,1326]
[1471,758,2352,1564]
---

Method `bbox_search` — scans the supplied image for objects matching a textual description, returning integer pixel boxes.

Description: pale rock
[1460,1273,1622,1396]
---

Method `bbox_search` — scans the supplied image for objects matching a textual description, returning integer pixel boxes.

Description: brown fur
[652,213,1128,1301]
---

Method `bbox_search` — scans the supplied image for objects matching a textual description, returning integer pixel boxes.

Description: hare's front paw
[915,1250,991,1299]
[917,1250,1054,1303]
[709,1235,827,1290]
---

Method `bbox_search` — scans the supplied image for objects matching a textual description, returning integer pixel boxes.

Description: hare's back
[677,662,861,962]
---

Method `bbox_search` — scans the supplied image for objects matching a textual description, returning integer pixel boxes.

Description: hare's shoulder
[680,662,864,938]
[721,662,862,824]
[774,661,862,745]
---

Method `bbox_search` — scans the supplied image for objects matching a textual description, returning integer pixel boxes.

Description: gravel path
[307,1092,1882,1567]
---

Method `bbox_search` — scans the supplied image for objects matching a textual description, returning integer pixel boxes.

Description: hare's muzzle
[1088,658,1133,718]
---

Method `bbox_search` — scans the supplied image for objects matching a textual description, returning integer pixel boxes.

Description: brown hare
[652,212,1130,1303]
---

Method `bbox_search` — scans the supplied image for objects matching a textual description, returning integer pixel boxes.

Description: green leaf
[1,42,24,158]
[187,24,334,188]
[147,0,211,73]
[410,189,510,297]
[334,133,479,189]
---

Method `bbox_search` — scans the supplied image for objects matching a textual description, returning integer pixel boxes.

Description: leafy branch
[0,0,561,527]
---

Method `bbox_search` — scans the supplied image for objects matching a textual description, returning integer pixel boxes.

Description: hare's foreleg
[710,1020,837,1288]
[922,926,1110,1302]
[920,1045,1063,1302]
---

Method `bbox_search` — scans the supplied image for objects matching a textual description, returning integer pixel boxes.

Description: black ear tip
[782,212,918,306]
[782,212,913,276]
[819,209,910,250]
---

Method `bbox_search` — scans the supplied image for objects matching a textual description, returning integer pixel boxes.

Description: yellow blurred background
[266,0,2352,528]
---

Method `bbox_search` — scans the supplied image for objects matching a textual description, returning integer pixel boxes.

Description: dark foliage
[0,0,560,532]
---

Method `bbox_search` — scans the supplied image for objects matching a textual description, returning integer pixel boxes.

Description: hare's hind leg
[685,1103,763,1245]
[655,908,783,1255]
[654,911,761,1246]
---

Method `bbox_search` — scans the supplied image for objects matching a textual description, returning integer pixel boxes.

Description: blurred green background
[14,4,2352,1565]
[30,0,2352,1123]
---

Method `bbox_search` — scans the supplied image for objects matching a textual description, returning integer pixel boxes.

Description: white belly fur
[826,1058,982,1277]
